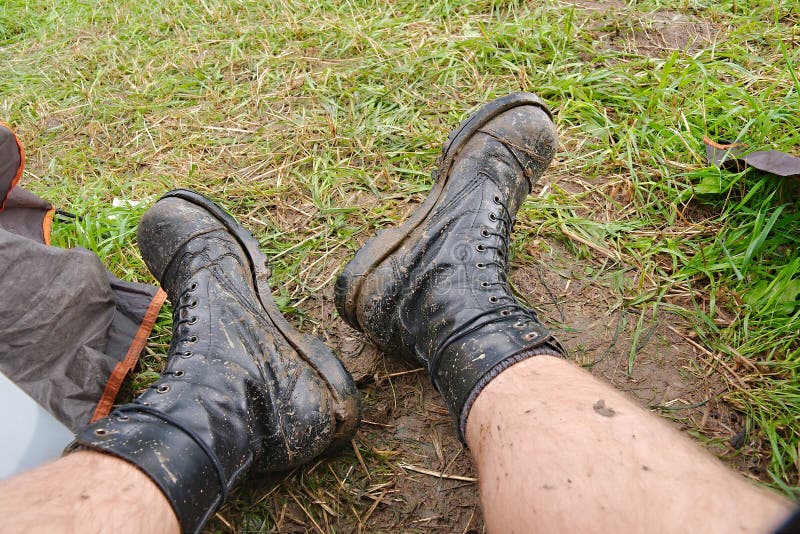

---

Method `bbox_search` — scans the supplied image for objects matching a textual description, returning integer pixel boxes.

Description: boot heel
[334,223,413,329]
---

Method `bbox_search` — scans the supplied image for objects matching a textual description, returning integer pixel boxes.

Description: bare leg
[466,356,793,534]
[0,451,178,534]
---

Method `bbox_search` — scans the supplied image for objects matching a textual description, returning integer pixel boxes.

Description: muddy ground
[229,241,750,533]
[213,192,754,533]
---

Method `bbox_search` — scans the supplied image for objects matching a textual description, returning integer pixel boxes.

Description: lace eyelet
[476,244,486,252]
[523,332,537,340]
[181,351,193,359]
[476,263,485,269]
[116,414,129,422]
[514,320,526,328]
[157,385,170,394]
[481,229,490,237]
[188,300,198,309]
[188,316,198,325]
[489,213,497,221]
[189,282,198,291]
[94,428,107,436]
[481,281,490,288]
[174,370,185,377]
[493,195,501,204]
[489,296,498,303]
[188,336,198,343]
[501,309,510,316]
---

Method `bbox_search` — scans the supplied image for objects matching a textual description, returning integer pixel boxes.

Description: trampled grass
[3,0,799,529]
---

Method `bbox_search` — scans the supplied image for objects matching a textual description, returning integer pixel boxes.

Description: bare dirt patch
[598,13,713,55]
[516,239,742,443]
[562,1,715,56]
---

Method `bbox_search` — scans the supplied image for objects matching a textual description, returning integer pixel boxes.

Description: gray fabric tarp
[0,123,165,431]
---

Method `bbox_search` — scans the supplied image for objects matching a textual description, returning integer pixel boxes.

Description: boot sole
[335,92,553,331]
[159,189,361,452]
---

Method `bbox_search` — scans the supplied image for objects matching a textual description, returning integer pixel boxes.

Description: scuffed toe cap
[137,196,226,282]
[479,104,558,190]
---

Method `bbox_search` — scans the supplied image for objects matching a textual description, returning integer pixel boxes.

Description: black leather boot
[335,93,566,442]
[70,190,361,533]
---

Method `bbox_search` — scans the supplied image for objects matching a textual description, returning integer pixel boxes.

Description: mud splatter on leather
[336,93,567,442]
[71,191,360,534]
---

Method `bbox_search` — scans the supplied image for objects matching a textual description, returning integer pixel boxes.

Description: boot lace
[430,195,546,378]
[473,194,542,334]
[132,281,200,394]
[172,282,200,359]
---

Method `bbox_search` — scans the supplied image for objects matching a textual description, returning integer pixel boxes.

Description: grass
[2,0,799,529]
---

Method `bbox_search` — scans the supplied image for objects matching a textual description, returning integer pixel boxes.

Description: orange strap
[0,121,25,211]
[42,206,55,245]
[90,289,167,422]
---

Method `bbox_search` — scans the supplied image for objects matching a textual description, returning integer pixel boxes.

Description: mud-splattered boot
[335,93,566,442]
[70,190,361,533]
